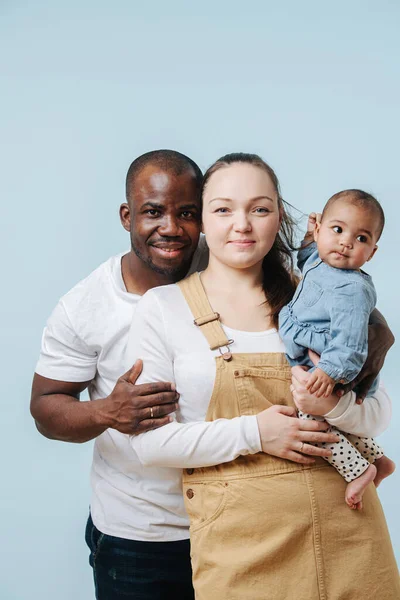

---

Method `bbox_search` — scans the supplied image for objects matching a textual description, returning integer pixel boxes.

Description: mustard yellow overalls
[178,273,399,600]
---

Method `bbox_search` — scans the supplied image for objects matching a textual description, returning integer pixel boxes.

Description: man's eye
[145,209,160,217]
[181,211,195,219]
[332,226,342,233]
[357,235,368,243]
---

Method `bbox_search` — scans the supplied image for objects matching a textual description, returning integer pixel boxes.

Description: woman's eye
[357,235,368,243]
[254,207,270,214]
[215,207,229,213]
[332,226,342,233]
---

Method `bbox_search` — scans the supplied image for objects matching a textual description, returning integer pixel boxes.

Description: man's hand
[306,367,336,398]
[338,309,394,404]
[97,360,179,435]
[30,360,179,443]
[256,403,339,465]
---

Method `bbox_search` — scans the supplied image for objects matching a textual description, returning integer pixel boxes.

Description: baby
[279,189,395,509]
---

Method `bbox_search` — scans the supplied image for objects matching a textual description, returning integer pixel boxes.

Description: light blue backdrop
[1,2,399,598]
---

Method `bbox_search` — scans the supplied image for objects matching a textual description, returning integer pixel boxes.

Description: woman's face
[202,163,282,271]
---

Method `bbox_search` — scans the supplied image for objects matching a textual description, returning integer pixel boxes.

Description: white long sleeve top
[125,284,392,474]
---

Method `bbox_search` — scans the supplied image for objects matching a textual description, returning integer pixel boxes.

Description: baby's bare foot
[374,456,396,487]
[345,464,377,510]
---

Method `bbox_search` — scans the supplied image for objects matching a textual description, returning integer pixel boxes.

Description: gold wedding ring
[150,406,154,419]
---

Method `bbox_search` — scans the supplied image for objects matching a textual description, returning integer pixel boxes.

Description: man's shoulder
[60,253,123,306]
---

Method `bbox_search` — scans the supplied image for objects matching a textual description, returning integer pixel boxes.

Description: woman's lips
[228,240,255,247]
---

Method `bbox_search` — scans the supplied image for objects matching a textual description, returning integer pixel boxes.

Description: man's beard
[131,241,191,280]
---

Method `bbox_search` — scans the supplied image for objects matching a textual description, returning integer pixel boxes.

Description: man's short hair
[126,149,203,201]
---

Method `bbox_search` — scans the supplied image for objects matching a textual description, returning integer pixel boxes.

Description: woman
[125,153,398,599]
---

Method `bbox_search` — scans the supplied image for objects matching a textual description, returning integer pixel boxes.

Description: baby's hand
[306,368,336,398]
[303,212,321,244]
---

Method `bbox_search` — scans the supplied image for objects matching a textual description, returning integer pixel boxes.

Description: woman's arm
[125,290,339,468]
[291,367,391,438]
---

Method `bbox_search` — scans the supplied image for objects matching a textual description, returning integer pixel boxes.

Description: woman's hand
[256,403,339,465]
[291,366,339,415]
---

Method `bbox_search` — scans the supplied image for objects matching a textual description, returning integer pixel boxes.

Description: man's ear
[367,245,378,261]
[120,203,131,233]
[314,221,321,242]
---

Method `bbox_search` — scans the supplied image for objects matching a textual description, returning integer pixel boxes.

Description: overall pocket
[183,481,229,534]
[232,366,293,415]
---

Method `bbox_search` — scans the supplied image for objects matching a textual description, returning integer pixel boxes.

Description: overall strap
[178,273,232,353]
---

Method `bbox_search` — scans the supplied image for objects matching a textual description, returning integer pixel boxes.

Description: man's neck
[121,250,180,296]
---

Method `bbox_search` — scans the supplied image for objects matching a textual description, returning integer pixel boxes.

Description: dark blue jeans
[85,514,195,600]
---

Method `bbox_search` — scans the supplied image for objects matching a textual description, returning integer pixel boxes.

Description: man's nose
[158,216,183,236]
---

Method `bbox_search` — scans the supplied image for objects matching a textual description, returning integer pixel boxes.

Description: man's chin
[148,257,192,278]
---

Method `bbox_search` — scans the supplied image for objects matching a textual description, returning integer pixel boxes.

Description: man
[31,150,393,599]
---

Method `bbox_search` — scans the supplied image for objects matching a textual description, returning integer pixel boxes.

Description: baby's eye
[357,235,368,243]
[332,226,342,233]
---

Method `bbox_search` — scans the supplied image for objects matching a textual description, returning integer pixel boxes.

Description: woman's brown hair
[202,153,297,327]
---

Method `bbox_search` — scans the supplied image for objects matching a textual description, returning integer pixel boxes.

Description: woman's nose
[233,212,251,232]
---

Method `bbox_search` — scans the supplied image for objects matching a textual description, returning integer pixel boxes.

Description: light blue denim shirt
[279,242,376,385]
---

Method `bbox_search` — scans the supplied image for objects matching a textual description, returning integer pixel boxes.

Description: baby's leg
[346,434,395,487]
[298,412,376,509]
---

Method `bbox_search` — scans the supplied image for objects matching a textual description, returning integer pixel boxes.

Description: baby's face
[315,200,379,270]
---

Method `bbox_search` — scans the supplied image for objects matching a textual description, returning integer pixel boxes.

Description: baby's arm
[297,213,321,272]
[316,282,374,388]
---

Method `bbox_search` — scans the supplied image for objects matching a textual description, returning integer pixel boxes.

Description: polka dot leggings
[298,411,384,483]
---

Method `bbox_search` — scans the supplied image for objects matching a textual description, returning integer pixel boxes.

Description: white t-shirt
[123,282,392,534]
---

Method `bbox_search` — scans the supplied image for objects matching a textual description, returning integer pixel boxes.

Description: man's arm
[339,308,394,402]
[30,361,178,444]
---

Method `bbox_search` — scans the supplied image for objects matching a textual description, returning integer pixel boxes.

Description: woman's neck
[200,256,273,332]
[201,256,264,294]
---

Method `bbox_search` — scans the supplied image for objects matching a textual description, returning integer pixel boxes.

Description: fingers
[291,366,310,385]
[307,349,320,367]
[128,359,143,384]
[306,373,319,394]
[284,450,315,465]
[135,380,177,397]
[274,405,297,417]
[136,389,179,409]
[298,443,332,458]
[298,419,330,432]
[134,416,172,434]
[300,430,339,445]
[139,402,178,421]
[354,374,375,404]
